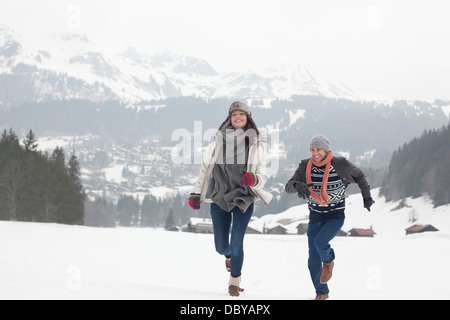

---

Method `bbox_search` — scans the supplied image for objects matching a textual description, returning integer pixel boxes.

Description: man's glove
[240,172,258,187]
[188,193,201,210]
[363,197,375,212]
[295,182,313,200]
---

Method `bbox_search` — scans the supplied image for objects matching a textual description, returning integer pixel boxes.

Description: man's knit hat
[310,134,331,152]
[229,101,252,116]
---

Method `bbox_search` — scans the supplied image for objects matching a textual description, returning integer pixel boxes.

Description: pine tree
[116,195,139,226]
[84,196,116,227]
[0,128,88,225]
[380,122,450,206]
[23,130,38,152]
[165,208,177,231]
[69,151,84,195]
[0,129,25,220]
[67,151,85,225]
[18,141,47,222]
[48,147,84,225]
[141,194,157,227]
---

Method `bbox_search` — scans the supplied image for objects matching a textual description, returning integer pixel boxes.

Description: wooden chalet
[266,224,288,235]
[348,228,376,237]
[245,226,262,234]
[405,224,439,235]
[296,223,308,235]
[184,218,214,234]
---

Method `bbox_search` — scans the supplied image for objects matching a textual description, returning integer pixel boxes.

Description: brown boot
[320,261,334,284]
[225,258,231,272]
[314,294,329,300]
[228,275,244,297]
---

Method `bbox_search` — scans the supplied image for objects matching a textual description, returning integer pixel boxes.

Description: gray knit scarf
[207,126,256,212]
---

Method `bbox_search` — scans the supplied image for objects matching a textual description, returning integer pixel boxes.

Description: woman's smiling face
[231,111,247,130]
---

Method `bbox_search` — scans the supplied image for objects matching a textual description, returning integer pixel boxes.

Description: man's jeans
[307,218,345,295]
[210,203,254,278]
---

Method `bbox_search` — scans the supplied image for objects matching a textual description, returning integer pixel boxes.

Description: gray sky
[1,0,449,101]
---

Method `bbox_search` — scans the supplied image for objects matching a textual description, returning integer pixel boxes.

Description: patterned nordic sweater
[308,164,346,223]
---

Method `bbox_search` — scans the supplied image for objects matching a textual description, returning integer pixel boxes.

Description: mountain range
[0,26,357,106]
[1,25,450,222]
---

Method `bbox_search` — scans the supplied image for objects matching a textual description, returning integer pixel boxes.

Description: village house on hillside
[296,223,308,235]
[405,224,439,235]
[348,228,376,237]
[183,218,213,234]
[245,226,261,234]
[265,224,288,235]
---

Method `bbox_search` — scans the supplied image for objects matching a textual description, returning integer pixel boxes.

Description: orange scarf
[306,151,333,206]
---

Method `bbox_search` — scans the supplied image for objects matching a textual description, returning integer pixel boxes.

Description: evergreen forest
[380,122,450,207]
[0,129,85,224]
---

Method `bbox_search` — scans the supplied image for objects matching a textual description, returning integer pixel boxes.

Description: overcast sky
[1,0,449,101]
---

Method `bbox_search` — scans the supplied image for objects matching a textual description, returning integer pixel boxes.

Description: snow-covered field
[1,189,449,300]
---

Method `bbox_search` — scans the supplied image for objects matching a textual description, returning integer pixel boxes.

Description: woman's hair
[244,115,261,136]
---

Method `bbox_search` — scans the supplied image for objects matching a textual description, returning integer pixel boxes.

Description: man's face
[310,147,327,162]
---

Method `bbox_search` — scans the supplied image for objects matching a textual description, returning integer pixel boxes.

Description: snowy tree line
[0,129,85,224]
[0,128,387,229]
[84,192,191,229]
[2,122,447,229]
[380,122,450,207]
[0,128,186,228]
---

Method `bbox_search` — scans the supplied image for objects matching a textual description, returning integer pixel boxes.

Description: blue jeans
[210,203,254,278]
[307,218,344,295]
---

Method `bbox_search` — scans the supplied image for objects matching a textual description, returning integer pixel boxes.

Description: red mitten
[240,172,258,187]
[188,193,201,210]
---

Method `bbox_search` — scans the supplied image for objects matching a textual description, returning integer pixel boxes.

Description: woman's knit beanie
[228,101,252,117]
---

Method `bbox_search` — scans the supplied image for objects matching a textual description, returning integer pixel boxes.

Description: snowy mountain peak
[0,26,360,105]
[144,50,219,76]
[262,63,316,83]
[0,27,21,57]
[0,27,24,67]
[55,33,92,44]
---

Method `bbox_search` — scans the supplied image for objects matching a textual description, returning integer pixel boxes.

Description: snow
[249,188,450,236]
[355,149,376,166]
[441,104,450,118]
[37,134,97,153]
[149,186,179,200]
[102,164,126,184]
[335,150,351,159]
[1,26,365,103]
[288,109,306,127]
[1,189,449,300]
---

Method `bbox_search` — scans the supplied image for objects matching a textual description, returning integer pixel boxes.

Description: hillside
[380,122,450,206]
[249,188,450,237]
[1,95,448,225]
[2,27,450,227]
